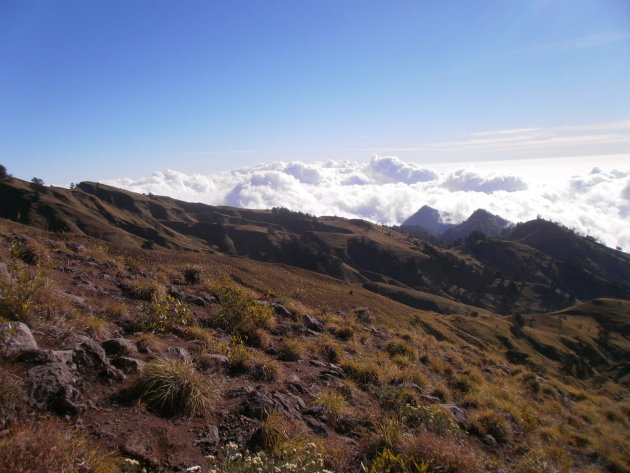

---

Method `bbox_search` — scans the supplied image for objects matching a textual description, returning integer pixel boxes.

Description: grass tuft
[133,358,215,417]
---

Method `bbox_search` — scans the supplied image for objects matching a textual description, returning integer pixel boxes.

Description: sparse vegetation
[0,418,124,473]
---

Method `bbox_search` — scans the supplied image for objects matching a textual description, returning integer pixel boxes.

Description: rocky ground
[1,223,629,473]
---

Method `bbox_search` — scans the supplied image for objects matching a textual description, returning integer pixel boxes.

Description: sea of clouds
[108,155,630,251]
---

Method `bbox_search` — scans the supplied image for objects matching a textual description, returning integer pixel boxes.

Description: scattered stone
[16,349,74,366]
[442,403,467,430]
[419,394,441,404]
[195,424,220,447]
[227,386,255,398]
[241,388,305,420]
[111,356,145,374]
[199,353,228,369]
[186,295,206,306]
[102,338,138,356]
[400,382,423,393]
[304,415,327,436]
[161,346,192,364]
[167,285,186,300]
[483,434,498,447]
[0,262,12,283]
[302,314,324,332]
[0,322,38,358]
[271,302,292,317]
[67,243,86,253]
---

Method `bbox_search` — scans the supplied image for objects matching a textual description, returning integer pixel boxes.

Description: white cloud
[441,169,527,193]
[106,155,630,251]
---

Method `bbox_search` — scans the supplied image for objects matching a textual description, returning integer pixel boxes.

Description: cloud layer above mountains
[108,155,630,250]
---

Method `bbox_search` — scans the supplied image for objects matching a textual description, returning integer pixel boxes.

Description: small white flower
[186,467,201,473]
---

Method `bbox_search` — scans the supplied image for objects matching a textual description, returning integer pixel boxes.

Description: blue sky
[1,0,629,185]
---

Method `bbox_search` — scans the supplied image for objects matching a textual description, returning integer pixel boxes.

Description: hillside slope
[1,177,629,316]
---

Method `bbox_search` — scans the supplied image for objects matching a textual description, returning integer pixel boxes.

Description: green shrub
[363,448,429,473]
[210,278,273,335]
[226,335,254,374]
[0,265,44,321]
[134,358,215,417]
[141,292,191,333]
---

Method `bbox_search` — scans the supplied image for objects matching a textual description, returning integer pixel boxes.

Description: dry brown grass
[0,418,124,473]
[401,432,486,473]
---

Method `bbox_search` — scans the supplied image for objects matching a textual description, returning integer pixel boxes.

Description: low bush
[141,292,191,333]
[402,405,458,435]
[385,340,416,360]
[210,441,331,473]
[124,279,164,301]
[182,266,202,284]
[226,335,254,374]
[363,448,429,473]
[342,359,382,389]
[329,323,354,340]
[133,358,215,417]
[319,341,342,363]
[0,265,44,321]
[10,241,49,266]
[316,388,348,424]
[278,338,304,361]
[250,356,281,382]
[210,278,274,336]
[469,408,511,443]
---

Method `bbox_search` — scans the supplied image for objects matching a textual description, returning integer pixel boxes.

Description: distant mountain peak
[401,205,453,235]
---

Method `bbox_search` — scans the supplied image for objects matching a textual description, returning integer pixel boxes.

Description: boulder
[71,336,125,382]
[16,349,73,366]
[111,356,145,374]
[161,347,192,364]
[0,262,12,283]
[0,322,38,358]
[441,403,467,430]
[302,314,324,332]
[195,424,220,447]
[199,353,228,369]
[102,337,138,356]
[26,362,83,415]
[186,295,206,306]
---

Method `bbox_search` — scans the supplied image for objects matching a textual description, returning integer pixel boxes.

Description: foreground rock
[0,322,38,358]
